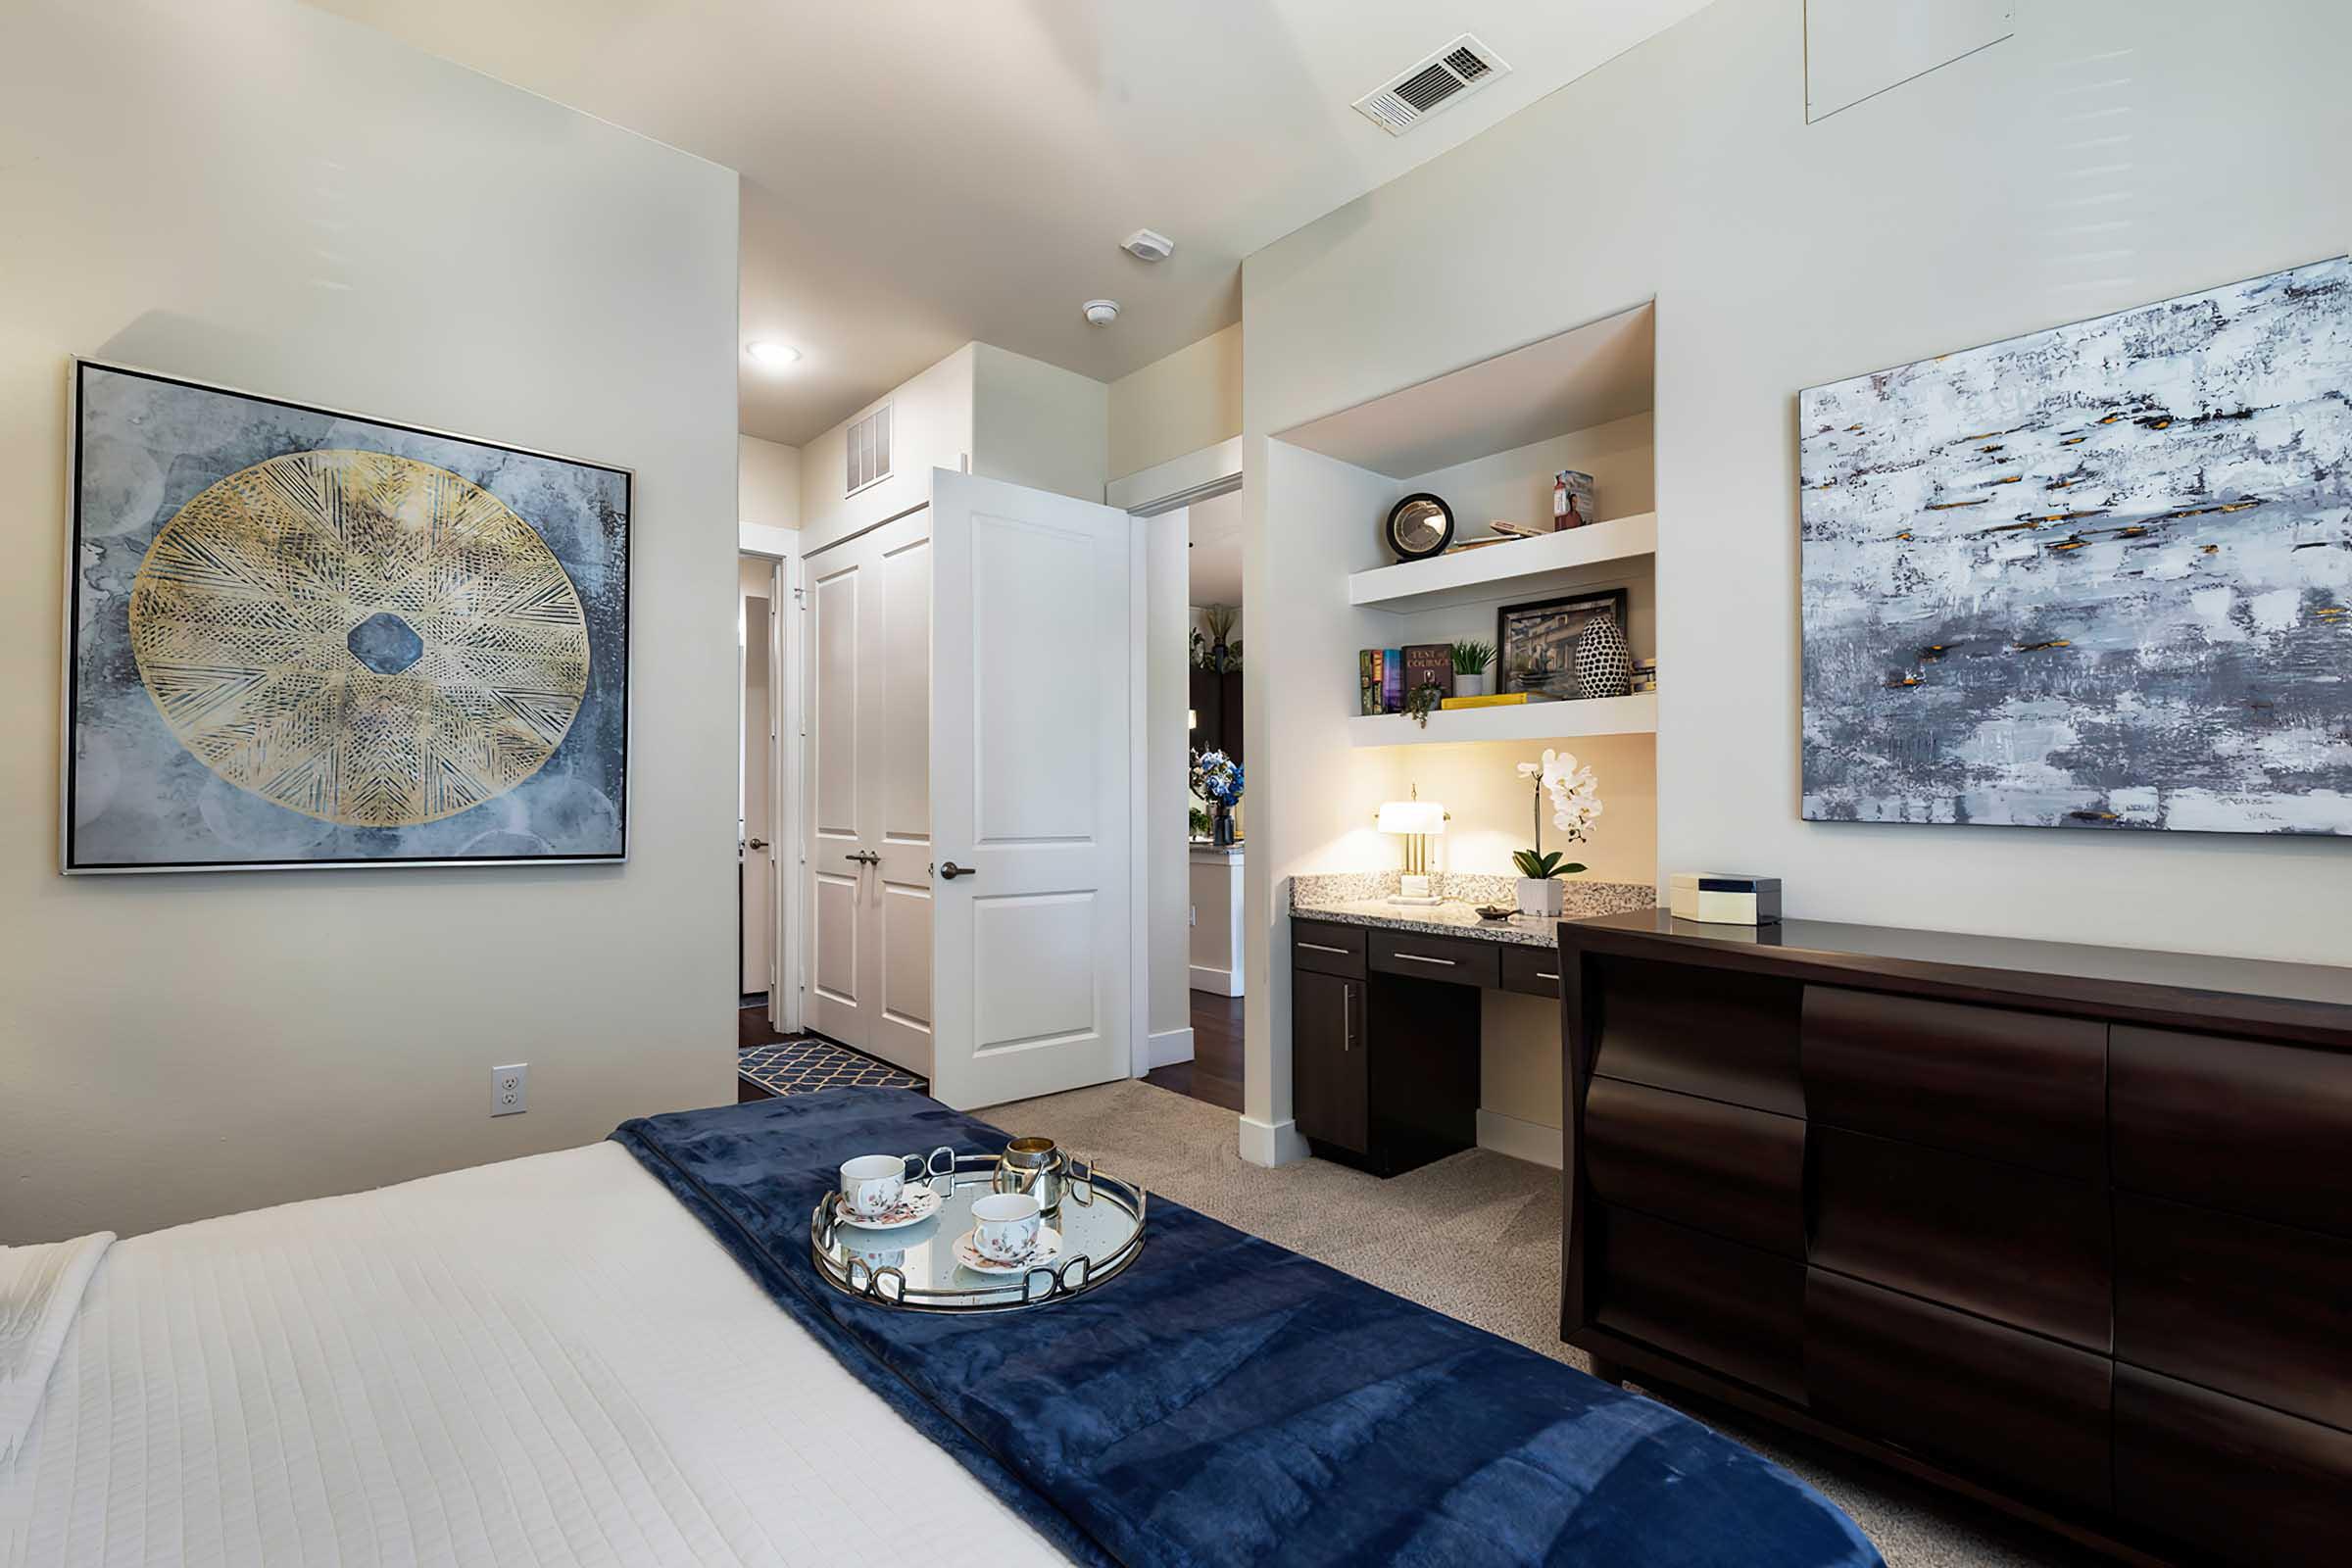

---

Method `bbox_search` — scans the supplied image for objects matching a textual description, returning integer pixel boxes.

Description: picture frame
[1496,588,1628,698]
[63,359,633,872]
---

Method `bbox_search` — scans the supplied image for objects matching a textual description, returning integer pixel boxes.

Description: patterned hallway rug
[740,1037,927,1098]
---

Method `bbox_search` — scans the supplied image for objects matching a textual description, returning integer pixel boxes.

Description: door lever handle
[847,850,879,865]
[748,838,770,852]
[936,860,975,880]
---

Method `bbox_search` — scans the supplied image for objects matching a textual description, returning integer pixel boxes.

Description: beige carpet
[990,1078,2104,1568]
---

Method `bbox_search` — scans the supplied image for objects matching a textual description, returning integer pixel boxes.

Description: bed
[5,1089,1881,1566]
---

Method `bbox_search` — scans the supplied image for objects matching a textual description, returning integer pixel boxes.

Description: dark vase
[1211,803,1237,847]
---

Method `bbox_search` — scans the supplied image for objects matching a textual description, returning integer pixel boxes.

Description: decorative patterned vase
[1574,616,1633,700]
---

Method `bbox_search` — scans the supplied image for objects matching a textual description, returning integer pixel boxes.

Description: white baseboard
[1476,1108,1564,1169]
[1238,1114,1308,1166]
[1189,963,1244,997]
[1147,1026,1195,1069]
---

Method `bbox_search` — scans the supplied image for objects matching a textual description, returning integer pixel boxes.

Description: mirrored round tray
[810,1152,1147,1313]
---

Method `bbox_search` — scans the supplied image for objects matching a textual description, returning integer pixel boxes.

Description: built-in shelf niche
[1278,300,1660,755]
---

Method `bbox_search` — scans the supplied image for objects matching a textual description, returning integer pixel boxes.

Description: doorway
[739,554,782,1017]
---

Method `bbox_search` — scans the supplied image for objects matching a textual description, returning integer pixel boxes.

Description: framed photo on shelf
[1496,588,1628,697]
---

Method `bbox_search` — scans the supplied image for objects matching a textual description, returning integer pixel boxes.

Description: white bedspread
[1,1143,1055,1567]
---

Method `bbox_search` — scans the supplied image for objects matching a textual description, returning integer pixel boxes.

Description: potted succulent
[1450,639,1495,698]
[1510,749,1602,916]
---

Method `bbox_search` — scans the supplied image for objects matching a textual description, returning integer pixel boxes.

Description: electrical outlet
[491,1063,527,1116]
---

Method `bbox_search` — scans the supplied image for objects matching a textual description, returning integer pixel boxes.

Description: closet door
[866,516,933,1073]
[802,510,934,1074]
[804,536,871,1051]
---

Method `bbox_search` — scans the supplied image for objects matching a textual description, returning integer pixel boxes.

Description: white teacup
[839,1153,908,1218]
[970,1191,1043,1263]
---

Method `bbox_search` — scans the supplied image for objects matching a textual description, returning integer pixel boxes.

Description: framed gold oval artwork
[65,362,631,871]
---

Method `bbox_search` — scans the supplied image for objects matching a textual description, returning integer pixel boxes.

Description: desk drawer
[1499,944,1564,998]
[1368,928,1498,990]
[1590,1204,1806,1402]
[1292,919,1366,979]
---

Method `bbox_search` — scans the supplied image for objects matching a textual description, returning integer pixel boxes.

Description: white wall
[740,432,802,554]
[1109,322,1243,482]
[972,344,1109,506]
[1241,0,2352,1158]
[799,345,976,553]
[0,0,741,1242]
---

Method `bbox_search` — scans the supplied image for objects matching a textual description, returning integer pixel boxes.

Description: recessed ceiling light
[745,340,802,368]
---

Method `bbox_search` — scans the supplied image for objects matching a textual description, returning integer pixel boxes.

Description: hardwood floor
[1146,991,1245,1113]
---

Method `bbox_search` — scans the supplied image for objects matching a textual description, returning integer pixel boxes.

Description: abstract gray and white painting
[1800,258,2352,835]
[68,363,631,871]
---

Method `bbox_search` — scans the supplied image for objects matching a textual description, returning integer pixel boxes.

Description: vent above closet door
[846,404,892,496]
[1352,34,1511,135]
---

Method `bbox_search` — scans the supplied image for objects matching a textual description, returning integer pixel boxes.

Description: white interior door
[802,511,934,1073]
[805,535,871,1052]
[740,563,773,997]
[929,469,1136,1109]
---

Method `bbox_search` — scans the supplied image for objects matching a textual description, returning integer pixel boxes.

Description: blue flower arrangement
[1192,749,1244,807]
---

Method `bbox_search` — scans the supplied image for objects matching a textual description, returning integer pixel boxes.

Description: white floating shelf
[1348,513,1657,610]
[1348,693,1658,748]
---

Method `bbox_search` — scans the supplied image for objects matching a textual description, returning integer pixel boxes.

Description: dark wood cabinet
[1559,910,2352,1565]
[1292,968,1367,1154]
[1292,919,1477,1175]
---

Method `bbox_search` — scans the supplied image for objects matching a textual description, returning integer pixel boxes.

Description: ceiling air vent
[846,403,892,496]
[1353,33,1511,136]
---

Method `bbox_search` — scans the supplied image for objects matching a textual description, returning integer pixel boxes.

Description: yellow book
[1440,692,1544,710]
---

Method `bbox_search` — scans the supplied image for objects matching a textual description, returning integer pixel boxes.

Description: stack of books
[1439,691,1560,710]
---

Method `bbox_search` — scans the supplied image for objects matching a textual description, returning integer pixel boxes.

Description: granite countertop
[1290,871,1657,950]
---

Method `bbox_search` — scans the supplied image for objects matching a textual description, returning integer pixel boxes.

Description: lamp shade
[1376,800,1446,836]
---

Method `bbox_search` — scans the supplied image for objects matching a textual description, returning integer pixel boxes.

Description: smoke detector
[1082,299,1121,326]
[1120,228,1175,264]
[1353,33,1511,136]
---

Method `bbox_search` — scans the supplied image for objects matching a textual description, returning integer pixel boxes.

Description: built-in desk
[1287,873,1650,1175]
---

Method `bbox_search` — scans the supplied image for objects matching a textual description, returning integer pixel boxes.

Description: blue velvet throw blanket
[612,1087,1881,1568]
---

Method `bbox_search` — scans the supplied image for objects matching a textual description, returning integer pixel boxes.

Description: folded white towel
[0,1232,112,1468]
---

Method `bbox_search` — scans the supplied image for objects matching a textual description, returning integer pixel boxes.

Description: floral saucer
[952,1226,1063,1275]
[833,1187,944,1231]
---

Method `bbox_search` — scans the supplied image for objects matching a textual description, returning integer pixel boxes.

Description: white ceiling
[307,1,1710,447]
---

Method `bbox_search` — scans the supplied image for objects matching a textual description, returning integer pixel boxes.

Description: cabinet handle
[1343,984,1353,1053]
[1298,941,1352,956]
[1537,970,1560,982]
[1395,952,1458,967]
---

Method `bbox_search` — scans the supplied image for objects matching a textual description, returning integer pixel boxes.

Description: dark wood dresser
[1557,910,2352,1565]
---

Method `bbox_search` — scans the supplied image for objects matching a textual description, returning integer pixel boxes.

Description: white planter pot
[1456,671,1491,698]
[1516,877,1564,917]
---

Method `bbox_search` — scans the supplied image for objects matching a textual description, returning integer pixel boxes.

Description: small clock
[1383,493,1454,562]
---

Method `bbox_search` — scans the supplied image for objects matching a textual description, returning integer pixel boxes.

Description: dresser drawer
[1801,987,2105,1180]
[2117,1193,2352,1432]
[1810,1128,2110,1350]
[2112,1025,2352,1237]
[1292,919,1366,979]
[1499,944,1563,999]
[1588,955,1804,1116]
[1589,1204,1805,1402]
[1806,1269,2111,1513]
[1368,928,1498,990]
[2116,1363,2352,1567]
[1585,1077,1805,1256]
